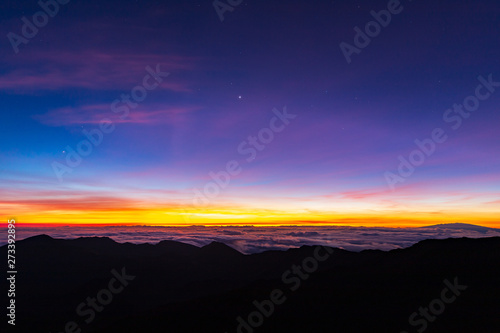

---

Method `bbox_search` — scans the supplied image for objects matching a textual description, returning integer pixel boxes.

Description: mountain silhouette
[201,241,244,258]
[420,222,499,232]
[1,235,499,332]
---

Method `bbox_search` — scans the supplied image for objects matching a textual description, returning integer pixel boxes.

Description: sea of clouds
[2,223,499,254]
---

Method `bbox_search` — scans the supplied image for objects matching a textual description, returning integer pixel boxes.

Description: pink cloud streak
[34,104,201,126]
[0,51,195,92]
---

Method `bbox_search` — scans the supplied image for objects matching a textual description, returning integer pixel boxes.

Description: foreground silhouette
[1,235,499,332]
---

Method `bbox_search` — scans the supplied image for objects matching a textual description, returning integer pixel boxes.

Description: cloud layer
[4,224,499,254]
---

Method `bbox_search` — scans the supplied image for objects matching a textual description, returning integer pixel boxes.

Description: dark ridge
[1,236,499,332]
[201,241,244,257]
[157,239,199,250]
[156,240,201,255]
[18,234,55,242]
[70,236,118,245]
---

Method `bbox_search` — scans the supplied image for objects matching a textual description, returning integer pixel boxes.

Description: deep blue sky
[0,0,499,226]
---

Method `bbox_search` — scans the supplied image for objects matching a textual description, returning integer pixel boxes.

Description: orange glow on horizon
[2,207,499,229]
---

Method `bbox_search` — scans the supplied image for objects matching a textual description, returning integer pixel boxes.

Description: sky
[0,0,499,227]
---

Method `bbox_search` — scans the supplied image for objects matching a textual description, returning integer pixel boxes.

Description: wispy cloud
[0,51,195,92]
[34,104,202,126]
